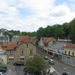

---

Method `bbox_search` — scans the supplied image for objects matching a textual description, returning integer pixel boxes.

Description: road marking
[51,66,60,75]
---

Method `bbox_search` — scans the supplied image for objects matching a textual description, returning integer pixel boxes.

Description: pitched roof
[43,37,56,43]
[18,36,35,43]
[64,43,75,48]
[4,42,17,50]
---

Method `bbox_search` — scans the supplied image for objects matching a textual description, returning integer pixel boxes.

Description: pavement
[4,65,24,75]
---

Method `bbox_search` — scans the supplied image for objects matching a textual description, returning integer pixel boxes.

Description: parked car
[23,68,35,75]
[13,61,24,66]
[0,65,7,72]
[62,72,69,75]
[0,72,3,75]
[48,59,55,65]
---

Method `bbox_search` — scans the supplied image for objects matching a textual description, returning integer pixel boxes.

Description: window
[10,51,13,55]
[30,49,33,55]
[20,56,24,60]
[72,52,74,56]
[68,51,70,55]
[26,43,28,47]
[65,51,66,54]
[20,50,24,55]
[9,57,14,60]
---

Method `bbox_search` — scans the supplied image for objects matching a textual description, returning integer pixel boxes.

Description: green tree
[37,27,46,40]
[69,18,75,43]
[62,23,70,38]
[26,56,49,75]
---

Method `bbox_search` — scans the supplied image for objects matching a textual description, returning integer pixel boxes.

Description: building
[62,43,75,66]
[0,45,7,64]
[4,36,37,64]
[12,35,19,42]
[0,29,9,43]
[38,37,56,48]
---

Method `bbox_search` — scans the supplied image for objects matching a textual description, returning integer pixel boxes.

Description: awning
[9,56,14,59]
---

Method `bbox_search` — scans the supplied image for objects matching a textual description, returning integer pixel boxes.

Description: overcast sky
[0,0,75,32]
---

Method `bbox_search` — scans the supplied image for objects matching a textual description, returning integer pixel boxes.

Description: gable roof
[18,36,35,43]
[43,37,56,43]
[64,43,75,48]
[3,42,17,50]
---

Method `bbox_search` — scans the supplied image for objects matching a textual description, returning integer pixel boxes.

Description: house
[38,37,56,48]
[4,36,37,64]
[62,43,75,66]
[0,45,7,64]
[12,35,19,42]
[0,29,9,43]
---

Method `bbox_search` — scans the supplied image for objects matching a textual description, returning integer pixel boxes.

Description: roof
[18,36,35,43]
[4,42,17,50]
[43,37,56,43]
[64,43,75,48]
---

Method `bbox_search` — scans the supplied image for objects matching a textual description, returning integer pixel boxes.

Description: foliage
[26,56,49,73]
[69,19,75,43]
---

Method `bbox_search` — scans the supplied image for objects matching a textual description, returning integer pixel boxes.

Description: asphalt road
[53,60,75,75]
[37,47,75,75]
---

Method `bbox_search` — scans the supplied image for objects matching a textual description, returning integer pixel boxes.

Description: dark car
[13,61,24,66]
[62,72,69,75]
[0,66,7,73]
[23,68,35,75]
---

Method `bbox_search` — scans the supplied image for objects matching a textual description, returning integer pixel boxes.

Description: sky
[0,0,75,32]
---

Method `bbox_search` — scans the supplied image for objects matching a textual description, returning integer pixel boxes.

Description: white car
[48,59,55,65]
[0,72,3,75]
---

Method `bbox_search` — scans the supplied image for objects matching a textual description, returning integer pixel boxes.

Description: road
[37,47,75,75]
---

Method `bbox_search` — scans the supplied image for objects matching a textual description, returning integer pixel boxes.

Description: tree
[26,56,49,75]
[69,18,75,43]
[62,23,70,38]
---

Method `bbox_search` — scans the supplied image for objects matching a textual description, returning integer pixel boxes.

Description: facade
[0,45,7,64]
[5,36,37,64]
[38,37,56,48]
[62,43,75,66]
[0,29,9,43]
[7,42,36,64]
[12,36,19,42]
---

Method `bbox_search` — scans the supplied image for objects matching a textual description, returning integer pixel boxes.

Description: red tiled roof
[64,43,75,48]
[18,36,35,43]
[43,37,56,43]
[5,42,17,50]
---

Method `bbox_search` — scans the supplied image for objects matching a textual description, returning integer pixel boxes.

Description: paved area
[4,65,24,75]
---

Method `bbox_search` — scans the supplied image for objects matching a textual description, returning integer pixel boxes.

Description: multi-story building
[0,29,9,43]
[62,43,75,66]
[4,36,36,64]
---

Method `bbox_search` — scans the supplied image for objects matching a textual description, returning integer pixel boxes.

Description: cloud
[0,0,75,32]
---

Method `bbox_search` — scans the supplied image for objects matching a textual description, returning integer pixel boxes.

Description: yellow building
[5,36,37,64]
[63,43,75,66]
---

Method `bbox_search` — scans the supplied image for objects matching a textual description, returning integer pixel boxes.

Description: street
[4,65,24,75]
[53,60,75,75]
[37,47,75,75]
